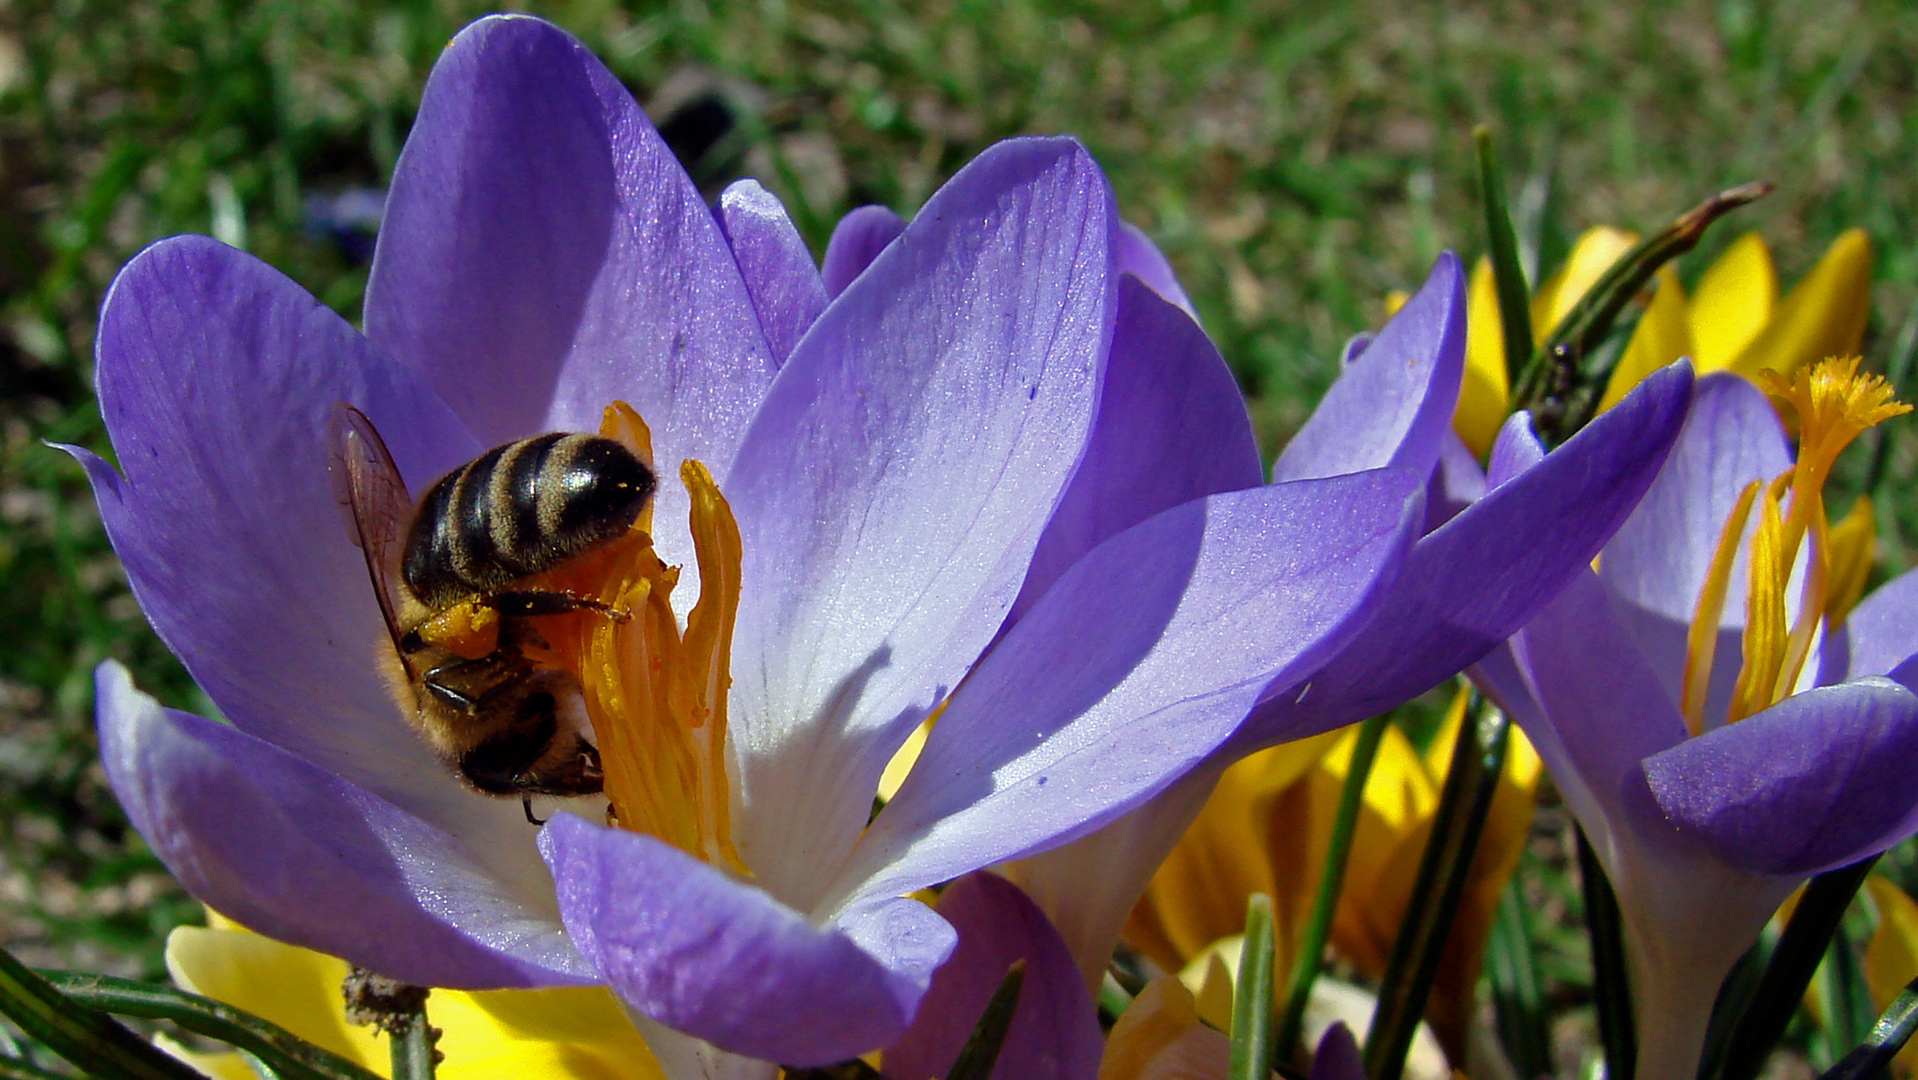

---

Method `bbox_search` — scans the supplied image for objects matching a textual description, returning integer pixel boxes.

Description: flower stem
[0,944,202,1080]
[1275,715,1388,1064]
[1363,695,1509,1080]
[0,1058,71,1080]
[1708,856,1877,1080]
[42,970,383,1080]
[1577,828,1636,1080]
[947,961,1026,1080]
[390,1006,439,1080]
[1510,180,1773,441]
[1627,939,1721,1080]
[341,967,437,1080]
[1820,973,1918,1080]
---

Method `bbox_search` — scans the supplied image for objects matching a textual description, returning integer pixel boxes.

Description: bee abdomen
[402,433,654,608]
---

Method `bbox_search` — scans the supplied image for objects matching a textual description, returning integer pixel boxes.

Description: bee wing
[330,402,416,673]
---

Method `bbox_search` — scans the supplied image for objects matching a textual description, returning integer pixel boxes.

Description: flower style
[1124,692,1543,1060]
[1471,362,1918,1079]
[1451,225,1872,455]
[75,15,1449,1071]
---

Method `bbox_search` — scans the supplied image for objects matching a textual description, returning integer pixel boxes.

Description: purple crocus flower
[76,15,1439,1072]
[1471,368,1918,1079]
[980,251,1696,980]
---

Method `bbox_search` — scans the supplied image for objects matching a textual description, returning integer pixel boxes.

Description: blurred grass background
[0,0,1915,1053]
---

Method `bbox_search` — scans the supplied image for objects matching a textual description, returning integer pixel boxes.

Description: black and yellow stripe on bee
[401,433,655,608]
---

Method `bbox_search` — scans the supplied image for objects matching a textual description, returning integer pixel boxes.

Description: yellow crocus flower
[162,915,663,1080]
[1447,226,1871,457]
[1125,692,1541,1062]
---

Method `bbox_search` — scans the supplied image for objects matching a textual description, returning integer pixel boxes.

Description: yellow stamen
[676,459,741,866]
[1825,495,1876,627]
[1726,491,1787,724]
[1686,358,1907,730]
[528,404,745,872]
[1679,478,1761,737]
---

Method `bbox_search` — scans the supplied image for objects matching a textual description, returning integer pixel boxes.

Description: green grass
[1,0,1915,1024]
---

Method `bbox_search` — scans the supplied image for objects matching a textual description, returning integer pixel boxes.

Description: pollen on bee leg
[413,598,501,660]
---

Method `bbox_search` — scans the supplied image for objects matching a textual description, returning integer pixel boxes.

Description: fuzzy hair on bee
[331,403,655,823]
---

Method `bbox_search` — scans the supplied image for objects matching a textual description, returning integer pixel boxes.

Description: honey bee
[332,404,655,823]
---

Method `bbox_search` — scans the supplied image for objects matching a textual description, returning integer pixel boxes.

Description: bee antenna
[522,797,547,827]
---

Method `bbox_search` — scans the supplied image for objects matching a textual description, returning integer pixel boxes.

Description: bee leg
[493,590,630,622]
[522,797,547,826]
[422,676,480,715]
[422,655,527,715]
[457,707,558,796]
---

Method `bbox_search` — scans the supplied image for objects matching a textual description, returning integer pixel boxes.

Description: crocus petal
[1004,756,1232,989]
[1480,588,1794,1080]
[1340,331,1374,368]
[99,663,589,988]
[1098,977,1229,1080]
[714,179,829,367]
[724,137,1114,910]
[539,814,940,1065]
[80,235,540,842]
[1273,252,1464,484]
[821,204,906,297]
[1642,677,1918,876]
[836,469,1423,906]
[1423,431,1486,533]
[881,873,1101,1080]
[1599,372,1791,624]
[1310,1024,1366,1080]
[1476,570,1689,849]
[1834,566,1918,684]
[1597,372,1791,721]
[1604,781,1795,1080]
[363,15,775,574]
[1012,274,1262,620]
[1242,361,1694,745]
[1689,232,1776,372]
[1484,410,1544,489]
[1729,228,1871,379]
[1114,221,1195,315]
[438,988,671,1079]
